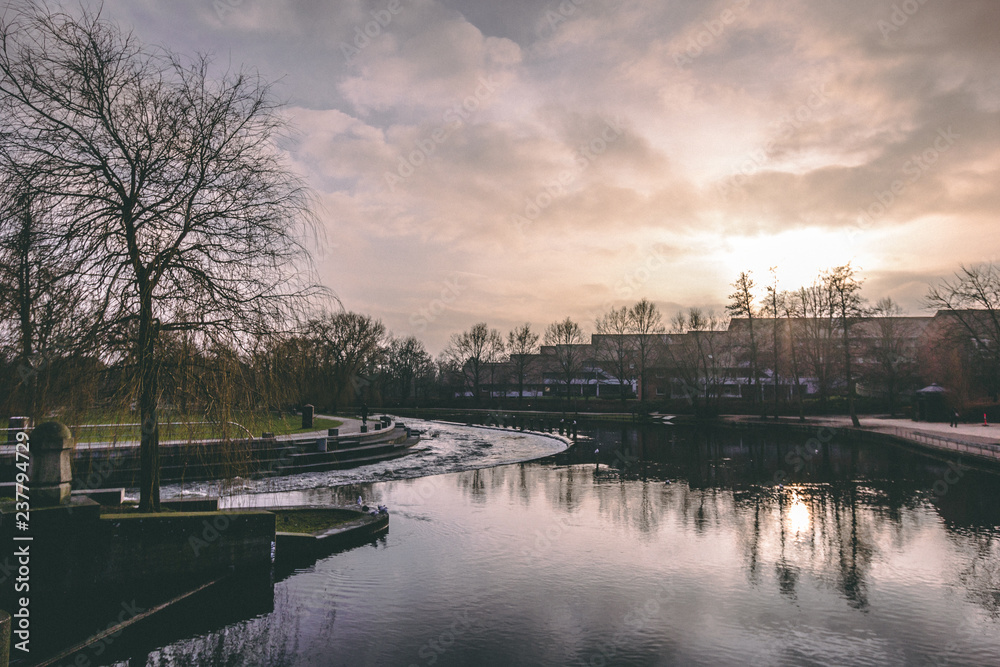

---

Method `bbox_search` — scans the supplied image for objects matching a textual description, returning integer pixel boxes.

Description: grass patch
[272,509,361,534]
[100,502,176,516]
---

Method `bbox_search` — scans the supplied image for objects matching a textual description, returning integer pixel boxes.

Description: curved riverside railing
[716,417,1000,466]
[884,426,1000,463]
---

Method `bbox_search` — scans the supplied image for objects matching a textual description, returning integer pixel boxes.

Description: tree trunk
[788,322,805,421]
[138,297,161,512]
[843,311,860,428]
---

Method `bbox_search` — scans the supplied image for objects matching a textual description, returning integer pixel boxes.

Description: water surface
[100,423,1000,665]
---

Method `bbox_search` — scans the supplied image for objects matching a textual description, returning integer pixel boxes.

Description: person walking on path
[361,403,368,426]
[950,411,960,427]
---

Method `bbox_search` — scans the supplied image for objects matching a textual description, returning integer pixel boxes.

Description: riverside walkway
[725,414,1000,465]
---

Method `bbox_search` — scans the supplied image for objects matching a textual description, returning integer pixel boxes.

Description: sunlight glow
[787,491,812,535]
[717,229,859,295]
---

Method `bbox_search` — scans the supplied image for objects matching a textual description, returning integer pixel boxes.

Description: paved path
[724,413,1000,463]
[276,414,396,440]
[811,415,999,446]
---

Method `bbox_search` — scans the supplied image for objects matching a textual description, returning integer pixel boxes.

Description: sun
[717,228,859,294]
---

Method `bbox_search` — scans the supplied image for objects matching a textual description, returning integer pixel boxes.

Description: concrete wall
[96,510,275,595]
[0,500,274,605]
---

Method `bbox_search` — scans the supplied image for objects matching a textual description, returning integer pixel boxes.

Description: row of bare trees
[434,262,1000,424]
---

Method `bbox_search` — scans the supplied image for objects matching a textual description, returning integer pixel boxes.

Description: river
[91,420,1000,665]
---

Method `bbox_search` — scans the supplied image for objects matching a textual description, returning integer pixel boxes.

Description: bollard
[301,404,314,429]
[360,424,368,433]
[31,421,75,506]
[328,428,339,437]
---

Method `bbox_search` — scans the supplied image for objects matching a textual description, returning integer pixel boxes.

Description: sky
[94,0,1000,354]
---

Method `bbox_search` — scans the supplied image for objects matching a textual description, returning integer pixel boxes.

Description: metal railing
[2,420,254,439]
[888,426,1000,462]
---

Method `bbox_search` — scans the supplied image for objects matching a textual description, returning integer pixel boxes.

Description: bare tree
[544,317,585,403]
[0,168,97,418]
[779,290,806,421]
[384,335,432,406]
[629,298,664,401]
[306,312,386,409]
[0,7,323,510]
[728,271,762,412]
[824,264,866,427]
[506,323,539,404]
[926,263,1000,401]
[763,267,782,418]
[665,310,704,408]
[594,306,634,402]
[864,297,917,416]
[663,308,730,413]
[798,280,838,406]
[445,322,503,402]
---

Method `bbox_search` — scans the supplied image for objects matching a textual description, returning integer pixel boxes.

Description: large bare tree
[0,7,322,510]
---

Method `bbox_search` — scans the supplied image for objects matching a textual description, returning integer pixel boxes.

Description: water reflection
[96,424,1000,666]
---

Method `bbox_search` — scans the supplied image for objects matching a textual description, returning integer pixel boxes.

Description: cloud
[94,0,1000,352]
